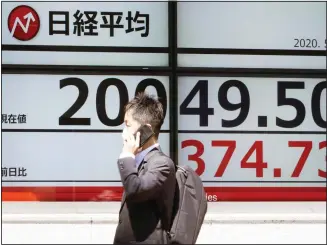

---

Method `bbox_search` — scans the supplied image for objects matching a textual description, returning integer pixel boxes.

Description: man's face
[124,110,141,136]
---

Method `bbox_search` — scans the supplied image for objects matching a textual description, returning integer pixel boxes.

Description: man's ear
[146,123,152,129]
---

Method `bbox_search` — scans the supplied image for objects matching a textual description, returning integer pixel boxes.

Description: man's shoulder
[147,149,176,171]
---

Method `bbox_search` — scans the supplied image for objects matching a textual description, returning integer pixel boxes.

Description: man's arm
[117,155,174,202]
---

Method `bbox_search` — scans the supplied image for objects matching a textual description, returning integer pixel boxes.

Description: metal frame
[168,1,178,164]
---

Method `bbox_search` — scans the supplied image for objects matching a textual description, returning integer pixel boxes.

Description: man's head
[124,92,164,140]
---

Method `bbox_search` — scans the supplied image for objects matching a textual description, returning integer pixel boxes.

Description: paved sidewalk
[3,201,326,223]
[2,202,326,244]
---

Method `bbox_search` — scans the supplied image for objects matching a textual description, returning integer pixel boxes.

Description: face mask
[122,126,129,140]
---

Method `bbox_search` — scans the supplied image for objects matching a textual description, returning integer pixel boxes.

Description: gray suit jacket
[113,147,176,244]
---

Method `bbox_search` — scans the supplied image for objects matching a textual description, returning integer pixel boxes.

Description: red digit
[241,141,267,178]
[181,140,205,176]
[289,141,312,178]
[212,140,236,177]
[318,141,326,178]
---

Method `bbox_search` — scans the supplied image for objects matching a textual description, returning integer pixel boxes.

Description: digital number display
[178,77,326,188]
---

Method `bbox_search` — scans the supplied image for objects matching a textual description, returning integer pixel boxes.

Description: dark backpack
[167,165,208,244]
[145,149,208,244]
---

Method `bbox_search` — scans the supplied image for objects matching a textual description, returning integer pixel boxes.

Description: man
[113,92,176,244]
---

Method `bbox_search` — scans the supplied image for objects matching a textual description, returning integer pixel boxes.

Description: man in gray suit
[113,93,176,244]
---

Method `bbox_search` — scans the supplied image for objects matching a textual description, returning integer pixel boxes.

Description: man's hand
[122,130,142,155]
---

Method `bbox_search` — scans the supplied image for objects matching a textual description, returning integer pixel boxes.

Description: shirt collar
[135,143,160,168]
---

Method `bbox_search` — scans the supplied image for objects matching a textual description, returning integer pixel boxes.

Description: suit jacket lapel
[119,159,145,213]
[119,147,161,213]
[144,147,160,163]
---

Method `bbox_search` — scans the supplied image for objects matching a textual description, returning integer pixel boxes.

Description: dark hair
[124,92,164,138]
